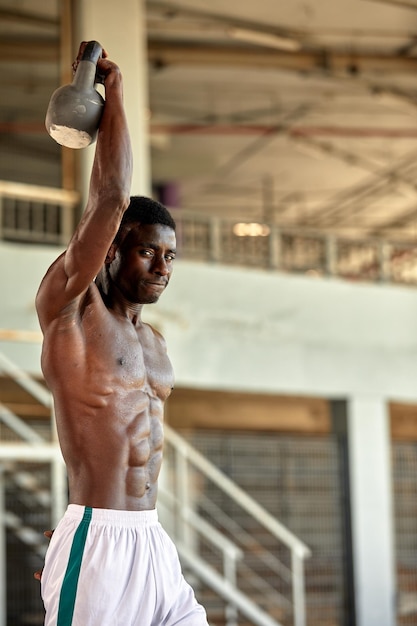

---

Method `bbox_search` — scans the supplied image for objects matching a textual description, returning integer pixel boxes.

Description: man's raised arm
[63,44,133,293]
[36,43,133,325]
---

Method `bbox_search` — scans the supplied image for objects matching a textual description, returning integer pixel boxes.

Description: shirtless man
[36,42,208,626]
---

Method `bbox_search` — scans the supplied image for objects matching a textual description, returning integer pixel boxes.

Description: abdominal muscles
[61,391,166,509]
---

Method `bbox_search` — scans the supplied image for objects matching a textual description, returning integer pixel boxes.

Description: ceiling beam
[148,40,417,74]
[0,8,58,29]
[0,38,59,62]
[2,34,417,75]
[146,0,304,40]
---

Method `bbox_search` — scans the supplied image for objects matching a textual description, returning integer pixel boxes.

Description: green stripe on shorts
[57,506,92,626]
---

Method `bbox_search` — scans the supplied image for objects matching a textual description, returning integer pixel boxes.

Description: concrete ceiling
[3,0,417,240]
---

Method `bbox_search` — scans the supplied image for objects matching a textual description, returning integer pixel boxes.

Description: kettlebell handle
[80,41,102,66]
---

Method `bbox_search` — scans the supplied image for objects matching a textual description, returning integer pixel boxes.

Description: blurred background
[1,1,417,625]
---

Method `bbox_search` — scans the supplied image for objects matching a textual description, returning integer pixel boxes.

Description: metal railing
[2,179,417,286]
[0,343,67,626]
[0,180,79,245]
[175,210,417,286]
[0,348,67,527]
[160,424,311,626]
[0,338,311,626]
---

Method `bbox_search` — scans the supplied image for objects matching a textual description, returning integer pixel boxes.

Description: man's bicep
[64,236,107,293]
[63,200,123,289]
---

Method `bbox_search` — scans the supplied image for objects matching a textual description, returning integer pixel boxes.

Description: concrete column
[74,0,151,200]
[347,395,396,626]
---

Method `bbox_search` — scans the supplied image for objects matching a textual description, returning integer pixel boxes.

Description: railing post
[60,202,74,246]
[379,241,391,283]
[292,548,307,626]
[325,235,338,277]
[51,455,68,528]
[175,443,191,547]
[50,405,67,526]
[209,217,222,263]
[269,226,281,270]
[224,548,239,626]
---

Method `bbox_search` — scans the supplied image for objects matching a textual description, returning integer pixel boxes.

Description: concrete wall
[1,241,417,403]
[154,260,417,404]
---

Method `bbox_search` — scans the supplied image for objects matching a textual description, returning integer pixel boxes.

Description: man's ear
[105,243,118,264]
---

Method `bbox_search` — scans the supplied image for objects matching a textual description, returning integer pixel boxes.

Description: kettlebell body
[45,41,104,149]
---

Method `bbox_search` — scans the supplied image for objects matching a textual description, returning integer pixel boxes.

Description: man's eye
[141,250,153,257]
[166,254,175,262]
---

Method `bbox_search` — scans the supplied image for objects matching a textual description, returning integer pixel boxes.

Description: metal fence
[160,424,311,626]
[175,211,417,286]
[187,431,349,626]
[392,441,417,625]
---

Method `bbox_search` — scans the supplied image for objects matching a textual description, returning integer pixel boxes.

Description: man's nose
[153,256,169,275]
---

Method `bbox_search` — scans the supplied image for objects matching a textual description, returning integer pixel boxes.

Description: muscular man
[36,42,208,626]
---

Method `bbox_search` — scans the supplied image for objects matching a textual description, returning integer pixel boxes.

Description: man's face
[109,223,176,304]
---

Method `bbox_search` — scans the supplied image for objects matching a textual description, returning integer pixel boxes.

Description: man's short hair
[120,196,176,232]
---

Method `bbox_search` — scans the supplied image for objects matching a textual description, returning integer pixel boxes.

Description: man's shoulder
[141,321,165,341]
[37,274,105,333]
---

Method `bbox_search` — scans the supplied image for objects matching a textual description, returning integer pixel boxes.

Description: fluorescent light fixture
[228,27,301,52]
[233,222,271,237]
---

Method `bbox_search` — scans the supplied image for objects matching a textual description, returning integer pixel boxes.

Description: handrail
[0,344,66,528]
[164,422,311,626]
[178,542,284,626]
[159,485,293,622]
[158,487,243,561]
[0,403,45,444]
[0,352,51,408]
[198,492,293,583]
[165,423,311,558]
[0,336,310,625]
[0,179,79,245]
[0,180,79,205]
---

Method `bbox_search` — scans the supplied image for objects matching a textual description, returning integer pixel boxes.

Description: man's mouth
[145,281,166,288]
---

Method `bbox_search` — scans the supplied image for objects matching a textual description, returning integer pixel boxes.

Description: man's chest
[81,313,174,400]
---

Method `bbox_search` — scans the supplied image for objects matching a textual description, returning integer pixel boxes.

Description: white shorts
[41,505,208,626]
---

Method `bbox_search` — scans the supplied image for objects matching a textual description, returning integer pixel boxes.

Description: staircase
[159,424,311,626]
[0,346,311,626]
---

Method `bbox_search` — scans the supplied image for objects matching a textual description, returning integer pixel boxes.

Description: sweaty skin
[36,44,175,511]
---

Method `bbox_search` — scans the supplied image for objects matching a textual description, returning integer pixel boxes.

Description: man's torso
[40,283,174,510]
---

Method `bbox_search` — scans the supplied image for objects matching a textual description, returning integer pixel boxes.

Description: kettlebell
[45,41,105,149]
